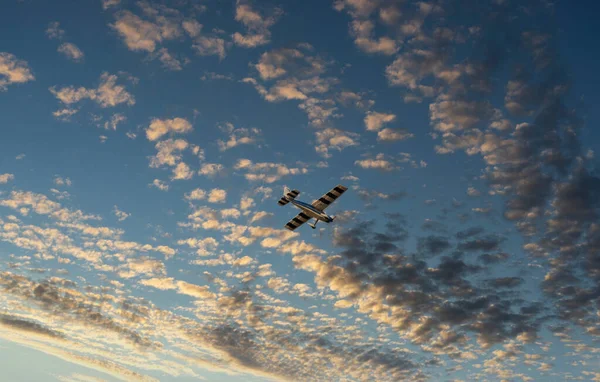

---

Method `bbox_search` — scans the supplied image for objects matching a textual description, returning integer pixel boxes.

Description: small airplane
[278,184,348,230]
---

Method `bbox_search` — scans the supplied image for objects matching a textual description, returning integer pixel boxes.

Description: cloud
[0,52,35,91]
[50,72,135,108]
[58,43,84,62]
[249,211,272,224]
[234,159,308,183]
[254,47,326,81]
[146,118,192,141]
[350,20,399,55]
[198,163,224,177]
[355,153,397,171]
[149,179,169,191]
[149,139,188,168]
[217,122,261,151]
[315,128,359,158]
[185,188,206,201]
[364,111,396,131]
[46,22,65,40]
[377,128,414,142]
[208,189,227,203]
[192,36,227,60]
[171,162,194,180]
[0,173,15,184]
[113,205,130,221]
[102,0,121,10]
[233,1,282,48]
[111,10,179,53]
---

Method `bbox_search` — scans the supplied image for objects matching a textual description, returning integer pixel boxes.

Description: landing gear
[309,219,318,229]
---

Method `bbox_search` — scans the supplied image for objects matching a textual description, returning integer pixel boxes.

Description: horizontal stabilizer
[278,197,290,206]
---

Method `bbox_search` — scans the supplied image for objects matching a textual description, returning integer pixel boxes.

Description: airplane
[277,184,348,230]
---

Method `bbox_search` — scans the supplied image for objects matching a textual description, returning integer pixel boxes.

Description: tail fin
[277,187,300,206]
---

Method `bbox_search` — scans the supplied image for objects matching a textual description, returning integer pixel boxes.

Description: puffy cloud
[112,205,130,221]
[377,128,414,142]
[184,188,206,201]
[101,0,121,10]
[46,21,65,40]
[350,20,399,55]
[255,47,326,81]
[355,153,397,171]
[149,179,169,191]
[198,163,224,177]
[208,188,227,203]
[234,159,308,183]
[233,1,282,48]
[315,128,359,158]
[192,36,227,60]
[0,173,15,184]
[217,122,260,151]
[52,108,78,121]
[57,43,84,62]
[149,139,188,167]
[364,111,396,131]
[50,72,135,108]
[111,10,180,52]
[171,162,194,180]
[146,118,192,141]
[0,52,35,91]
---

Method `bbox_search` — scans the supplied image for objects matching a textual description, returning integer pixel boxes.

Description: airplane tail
[277,187,300,206]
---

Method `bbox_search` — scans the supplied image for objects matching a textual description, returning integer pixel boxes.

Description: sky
[1,0,600,381]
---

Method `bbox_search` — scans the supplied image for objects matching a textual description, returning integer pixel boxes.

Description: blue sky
[1,0,600,381]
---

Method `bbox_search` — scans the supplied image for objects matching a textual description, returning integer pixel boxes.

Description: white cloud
[364,111,396,131]
[46,22,65,40]
[113,205,130,221]
[150,139,189,167]
[182,20,202,38]
[154,48,182,71]
[249,211,272,224]
[57,43,84,62]
[350,20,399,55]
[146,118,192,141]
[208,189,227,203]
[52,108,78,121]
[240,196,255,210]
[0,173,15,184]
[217,123,260,151]
[150,179,169,191]
[315,128,359,158]
[111,10,180,52]
[102,0,121,10]
[171,162,194,180]
[198,163,224,177]
[377,128,414,142]
[234,159,308,183]
[49,72,135,108]
[192,36,227,60]
[54,177,72,187]
[185,188,206,201]
[355,153,397,171]
[233,1,282,48]
[0,52,35,91]
[467,187,481,197]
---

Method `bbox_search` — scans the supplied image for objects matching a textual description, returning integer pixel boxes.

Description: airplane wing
[311,184,348,211]
[284,211,312,231]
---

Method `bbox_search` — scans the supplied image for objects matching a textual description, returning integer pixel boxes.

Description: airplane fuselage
[290,199,334,223]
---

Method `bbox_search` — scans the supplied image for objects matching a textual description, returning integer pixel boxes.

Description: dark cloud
[457,235,504,252]
[0,314,65,339]
[417,235,451,256]
[487,277,524,288]
[455,226,485,239]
